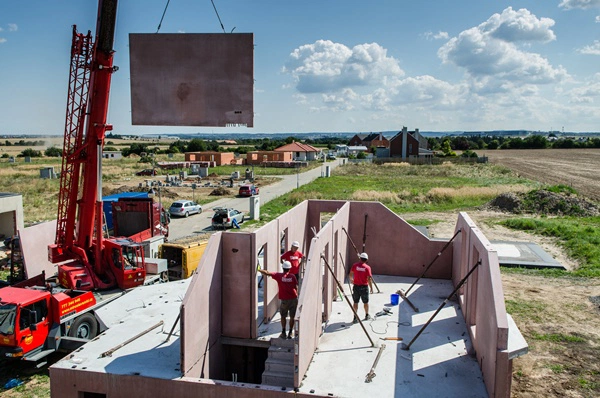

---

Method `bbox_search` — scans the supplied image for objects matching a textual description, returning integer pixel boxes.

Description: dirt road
[484,148,600,201]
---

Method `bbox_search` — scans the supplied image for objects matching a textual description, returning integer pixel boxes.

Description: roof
[0,287,49,305]
[363,132,383,142]
[274,142,320,153]
[348,145,368,151]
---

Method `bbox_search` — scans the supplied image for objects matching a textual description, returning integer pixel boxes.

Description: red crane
[49,0,146,291]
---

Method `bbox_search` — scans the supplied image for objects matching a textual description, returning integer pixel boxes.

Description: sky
[1,0,600,135]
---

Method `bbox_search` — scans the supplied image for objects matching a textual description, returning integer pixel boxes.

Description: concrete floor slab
[491,240,565,270]
[297,275,487,397]
[52,280,191,379]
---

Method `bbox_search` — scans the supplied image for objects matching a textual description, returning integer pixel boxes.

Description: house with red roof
[275,142,321,161]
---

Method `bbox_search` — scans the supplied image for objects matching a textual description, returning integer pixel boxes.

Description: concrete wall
[0,193,24,238]
[246,151,293,165]
[254,220,281,323]
[49,370,319,398]
[185,152,234,166]
[344,201,452,278]
[452,212,511,398]
[222,233,256,338]
[181,233,224,379]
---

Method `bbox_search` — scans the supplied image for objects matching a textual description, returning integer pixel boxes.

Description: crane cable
[156,0,171,33]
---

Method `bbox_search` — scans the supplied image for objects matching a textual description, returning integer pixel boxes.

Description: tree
[441,140,456,157]
[19,148,42,158]
[187,138,207,152]
[44,147,63,157]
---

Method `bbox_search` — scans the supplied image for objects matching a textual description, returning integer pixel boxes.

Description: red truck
[0,273,124,365]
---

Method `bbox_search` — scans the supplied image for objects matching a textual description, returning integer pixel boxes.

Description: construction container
[159,239,208,280]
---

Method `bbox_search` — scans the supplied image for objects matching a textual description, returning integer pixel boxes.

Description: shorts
[352,285,369,304]
[280,298,298,319]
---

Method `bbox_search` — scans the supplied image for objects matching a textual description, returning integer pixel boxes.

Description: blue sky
[1,0,599,135]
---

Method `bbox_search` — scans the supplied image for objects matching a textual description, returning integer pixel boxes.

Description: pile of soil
[209,187,231,196]
[487,189,600,217]
[208,173,219,178]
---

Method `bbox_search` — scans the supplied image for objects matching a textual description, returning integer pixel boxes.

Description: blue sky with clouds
[1,0,599,135]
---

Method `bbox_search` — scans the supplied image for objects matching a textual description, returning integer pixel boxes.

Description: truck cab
[0,287,51,360]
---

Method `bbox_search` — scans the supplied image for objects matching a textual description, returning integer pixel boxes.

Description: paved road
[168,159,342,240]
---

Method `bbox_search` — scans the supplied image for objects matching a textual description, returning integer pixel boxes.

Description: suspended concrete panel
[129,33,254,127]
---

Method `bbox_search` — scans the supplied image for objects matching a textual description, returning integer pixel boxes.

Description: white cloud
[283,40,404,94]
[559,0,600,10]
[0,38,6,44]
[0,27,3,32]
[8,23,17,32]
[482,7,556,43]
[595,15,600,22]
[423,31,449,40]
[577,40,600,54]
[438,7,566,88]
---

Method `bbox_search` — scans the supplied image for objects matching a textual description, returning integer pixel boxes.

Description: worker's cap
[359,252,369,260]
[291,241,300,248]
[282,261,292,269]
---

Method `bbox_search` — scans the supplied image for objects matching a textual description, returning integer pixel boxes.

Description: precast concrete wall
[49,370,319,398]
[181,233,224,379]
[277,201,310,260]
[294,235,326,388]
[452,212,511,397]
[221,232,256,338]
[345,201,452,278]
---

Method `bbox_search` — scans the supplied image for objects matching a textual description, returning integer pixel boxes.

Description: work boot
[352,316,359,324]
[279,331,286,339]
[287,331,294,339]
[364,314,372,321]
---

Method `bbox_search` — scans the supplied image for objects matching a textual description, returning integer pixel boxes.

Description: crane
[48,0,147,291]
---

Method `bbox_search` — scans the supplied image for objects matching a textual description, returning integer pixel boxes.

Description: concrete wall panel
[181,233,223,378]
[129,33,253,127]
[19,220,57,279]
[345,201,452,278]
[222,232,255,338]
[277,201,309,257]
[50,369,318,398]
[452,212,511,398]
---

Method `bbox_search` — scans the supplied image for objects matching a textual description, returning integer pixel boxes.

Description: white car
[169,200,202,217]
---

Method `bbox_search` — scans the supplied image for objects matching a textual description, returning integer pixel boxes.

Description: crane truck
[0,0,166,365]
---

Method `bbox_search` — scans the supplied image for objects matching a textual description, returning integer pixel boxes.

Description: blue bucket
[391,293,399,306]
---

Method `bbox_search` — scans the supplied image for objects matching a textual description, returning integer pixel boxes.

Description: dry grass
[426,184,531,202]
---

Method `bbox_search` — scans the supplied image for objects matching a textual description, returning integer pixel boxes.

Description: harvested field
[484,148,600,201]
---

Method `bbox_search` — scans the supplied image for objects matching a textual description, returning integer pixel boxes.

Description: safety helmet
[282,261,292,269]
[291,241,300,248]
[359,252,369,260]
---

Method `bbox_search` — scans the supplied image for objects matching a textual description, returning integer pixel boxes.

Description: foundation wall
[49,370,321,398]
[453,212,510,397]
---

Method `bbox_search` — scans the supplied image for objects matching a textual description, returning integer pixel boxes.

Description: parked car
[211,207,245,229]
[327,153,337,160]
[238,184,259,197]
[169,200,202,218]
[136,168,157,176]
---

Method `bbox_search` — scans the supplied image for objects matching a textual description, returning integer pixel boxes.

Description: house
[49,200,528,398]
[348,133,389,151]
[102,151,123,160]
[389,127,432,160]
[347,145,368,156]
[274,142,320,161]
[185,151,237,166]
[246,150,293,165]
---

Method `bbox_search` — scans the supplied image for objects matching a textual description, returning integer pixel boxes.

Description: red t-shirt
[351,262,372,286]
[270,272,298,300]
[281,250,304,275]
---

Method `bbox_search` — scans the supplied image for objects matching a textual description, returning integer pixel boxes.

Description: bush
[44,147,63,157]
[18,148,42,157]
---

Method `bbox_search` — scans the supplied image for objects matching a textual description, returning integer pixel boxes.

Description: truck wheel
[69,313,98,340]
[160,271,169,283]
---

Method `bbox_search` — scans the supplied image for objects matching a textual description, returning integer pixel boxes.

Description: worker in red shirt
[349,252,374,323]
[281,240,304,280]
[258,261,298,339]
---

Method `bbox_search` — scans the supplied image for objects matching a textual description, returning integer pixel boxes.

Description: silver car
[211,207,245,229]
[169,200,202,217]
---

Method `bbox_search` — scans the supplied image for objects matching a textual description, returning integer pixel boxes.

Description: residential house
[185,151,237,166]
[102,151,123,160]
[348,133,389,151]
[347,133,367,146]
[275,142,320,161]
[246,150,293,165]
[389,127,433,160]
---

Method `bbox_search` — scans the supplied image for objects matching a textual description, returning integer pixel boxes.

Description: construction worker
[258,261,298,339]
[281,240,304,281]
[349,252,374,323]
